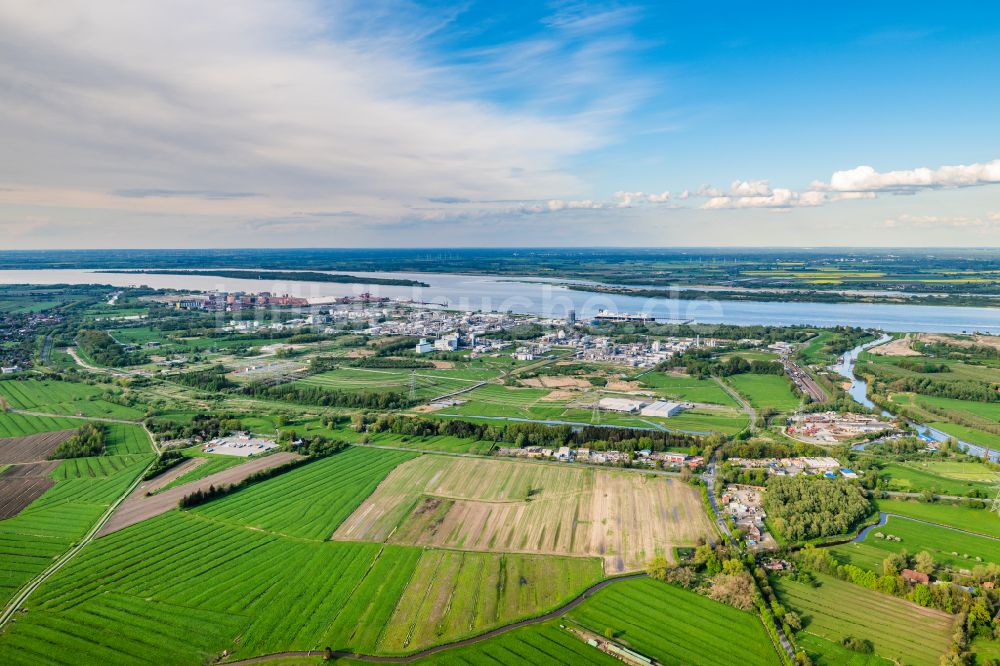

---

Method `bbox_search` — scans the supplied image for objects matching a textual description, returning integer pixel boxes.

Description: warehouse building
[640,401,685,418]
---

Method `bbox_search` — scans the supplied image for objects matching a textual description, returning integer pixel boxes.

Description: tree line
[355,413,706,452]
[173,365,235,392]
[243,383,413,410]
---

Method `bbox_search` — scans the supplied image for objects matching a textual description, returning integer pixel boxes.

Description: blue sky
[0,1,999,247]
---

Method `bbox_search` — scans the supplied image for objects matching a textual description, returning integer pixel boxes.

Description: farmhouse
[902,569,930,585]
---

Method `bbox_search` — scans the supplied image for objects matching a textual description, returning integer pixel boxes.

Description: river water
[3,268,1000,333]
[832,337,999,462]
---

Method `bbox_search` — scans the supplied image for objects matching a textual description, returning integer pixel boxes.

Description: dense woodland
[51,423,107,458]
[764,476,872,541]
[76,329,141,367]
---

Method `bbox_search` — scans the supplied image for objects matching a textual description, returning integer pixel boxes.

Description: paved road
[224,574,648,665]
[702,450,736,547]
[701,450,795,661]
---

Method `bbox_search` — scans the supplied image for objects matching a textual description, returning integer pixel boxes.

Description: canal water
[832,338,999,462]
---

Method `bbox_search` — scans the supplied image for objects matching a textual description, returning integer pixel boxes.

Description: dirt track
[0,430,76,464]
[98,452,301,536]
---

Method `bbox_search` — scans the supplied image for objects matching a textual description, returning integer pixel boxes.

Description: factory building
[640,401,685,418]
[597,397,645,413]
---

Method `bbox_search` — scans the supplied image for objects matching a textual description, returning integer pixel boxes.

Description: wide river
[3,268,1000,333]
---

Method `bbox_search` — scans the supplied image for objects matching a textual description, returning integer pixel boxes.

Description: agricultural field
[0,379,144,420]
[296,367,489,401]
[0,449,601,662]
[878,461,997,496]
[565,577,781,666]
[440,383,747,434]
[104,423,155,456]
[0,430,74,464]
[354,433,496,455]
[832,515,1000,570]
[774,573,952,666]
[0,461,58,519]
[636,373,738,406]
[100,451,303,535]
[912,395,1000,422]
[388,621,619,665]
[195,447,416,540]
[0,453,150,606]
[796,331,838,365]
[874,499,1000,535]
[726,374,801,412]
[334,455,713,573]
[155,451,246,492]
[374,550,601,653]
[0,412,86,438]
[862,355,999,384]
[794,633,893,666]
[928,422,1000,450]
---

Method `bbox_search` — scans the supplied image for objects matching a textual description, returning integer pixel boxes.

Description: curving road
[223,574,648,665]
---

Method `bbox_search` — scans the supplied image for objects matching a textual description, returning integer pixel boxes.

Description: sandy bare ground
[412,403,447,413]
[605,380,642,392]
[345,348,375,358]
[334,456,713,573]
[98,452,301,536]
[0,430,76,465]
[429,360,455,369]
[867,335,921,356]
[521,376,592,389]
[918,332,1000,351]
[540,389,576,402]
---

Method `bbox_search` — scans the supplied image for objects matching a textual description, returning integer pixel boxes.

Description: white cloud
[524,199,605,214]
[694,184,724,198]
[613,191,671,207]
[701,188,810,210]
[730,180,772,197]
[815,159,1000,193]
[0,0,644,237]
